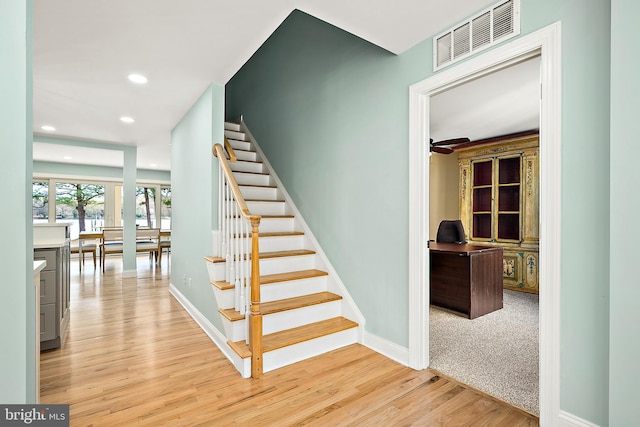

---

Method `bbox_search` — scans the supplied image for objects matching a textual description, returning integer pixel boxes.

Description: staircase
[205,120,362,378]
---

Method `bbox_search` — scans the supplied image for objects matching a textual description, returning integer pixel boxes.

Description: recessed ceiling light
[63,156,72,160]
[128,73,148,84]
[120,116,135,123]
[150,163,157,167]
[41,125,56,131]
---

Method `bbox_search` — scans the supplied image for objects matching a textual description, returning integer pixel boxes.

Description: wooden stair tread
[211,269,327,291]
[205,249,314,264]
[239,184,278,189]
[230,317,358,357]
[227,339,252,358]
[232,171,270,176]
[260,249,315,259]
[231,231,303,238]
[262,291,341,313]
[219,291,341,321]
[261,269,328,284]
[211,280,234,291]
[232,160,263,165]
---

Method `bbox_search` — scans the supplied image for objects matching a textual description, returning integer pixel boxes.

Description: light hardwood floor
[40,255,539,426]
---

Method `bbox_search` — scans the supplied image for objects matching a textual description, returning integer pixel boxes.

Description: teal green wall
[33,161,171,183]
[0,0,34,403]
[226,2,614,424]
[227,10,419,347]
[609,0,640,425]
[171,84,224,330]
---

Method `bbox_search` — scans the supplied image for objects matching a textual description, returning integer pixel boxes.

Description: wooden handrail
[224,136,237,163]
[213,144,260,224]
[213,141,263,377]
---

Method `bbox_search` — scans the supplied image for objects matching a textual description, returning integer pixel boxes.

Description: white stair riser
[230,161,264,174]
[250,235,306,253]
[206,261,225,282]
[262,300,342,335]
[212,287,235,309]
[221,316,247,342]
[233,172,272,187]
[224,122,242,132]
[246,201,286,216]
[260,218,297,233]
[224,235,305,254]
[227,139,252,151]
[234,150,258,162]
[239,186,280,200]
[260,276,328,303]
[229,217,297,233]
[212,275,328,309]
[263,328,358,374]
[224,130,248,141]
[259,254,317,275]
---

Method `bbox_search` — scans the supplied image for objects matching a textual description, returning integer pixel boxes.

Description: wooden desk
[429,242,503,319]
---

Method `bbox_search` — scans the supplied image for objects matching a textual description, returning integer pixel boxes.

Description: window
[136,186,157,228]
[33,181,49,223]
[55,182,105,238]
[33,178,170,233]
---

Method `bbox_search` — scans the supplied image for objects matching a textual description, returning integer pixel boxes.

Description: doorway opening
[407,22,562,424]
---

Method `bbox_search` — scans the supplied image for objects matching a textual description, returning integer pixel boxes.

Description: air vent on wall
[434,0,520,71]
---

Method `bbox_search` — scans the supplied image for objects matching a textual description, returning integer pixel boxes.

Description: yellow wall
[429,152,460,239]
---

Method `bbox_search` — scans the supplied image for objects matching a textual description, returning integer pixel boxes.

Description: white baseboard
[168,283,236,363]
[557,411,600,427]
[363,330,410,367]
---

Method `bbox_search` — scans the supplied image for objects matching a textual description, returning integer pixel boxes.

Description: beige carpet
[429,290,539,415]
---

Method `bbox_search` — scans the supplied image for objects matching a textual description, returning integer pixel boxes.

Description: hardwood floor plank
[40,255,538,426]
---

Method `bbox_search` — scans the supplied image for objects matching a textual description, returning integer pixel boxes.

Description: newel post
[249,218,263,378]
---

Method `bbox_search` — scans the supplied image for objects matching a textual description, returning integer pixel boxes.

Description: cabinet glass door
[471,160,492,239]
[497,156,521,241]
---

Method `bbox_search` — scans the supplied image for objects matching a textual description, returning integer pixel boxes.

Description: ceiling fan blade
[431,137,471,147]
[431,146,454,154]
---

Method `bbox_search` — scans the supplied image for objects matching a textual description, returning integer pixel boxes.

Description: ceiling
[32,0,537,171]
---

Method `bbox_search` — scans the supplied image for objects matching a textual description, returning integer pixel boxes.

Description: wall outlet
[188,277,192,288]
[183,274,186,285]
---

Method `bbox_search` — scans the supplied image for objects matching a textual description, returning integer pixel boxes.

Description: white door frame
[408,22,562,424]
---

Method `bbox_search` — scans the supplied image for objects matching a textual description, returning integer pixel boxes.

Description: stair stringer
[239,117,366,335]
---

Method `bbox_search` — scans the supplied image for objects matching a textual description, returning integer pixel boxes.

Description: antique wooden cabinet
[457,132,539,293]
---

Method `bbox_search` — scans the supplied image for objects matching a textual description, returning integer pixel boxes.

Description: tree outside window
[56,183,105,233]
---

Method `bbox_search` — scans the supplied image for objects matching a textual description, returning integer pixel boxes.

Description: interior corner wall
[226,2,612,424]
[171,84,224,331]
[609,0,640,425]
[0,0,34,403]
